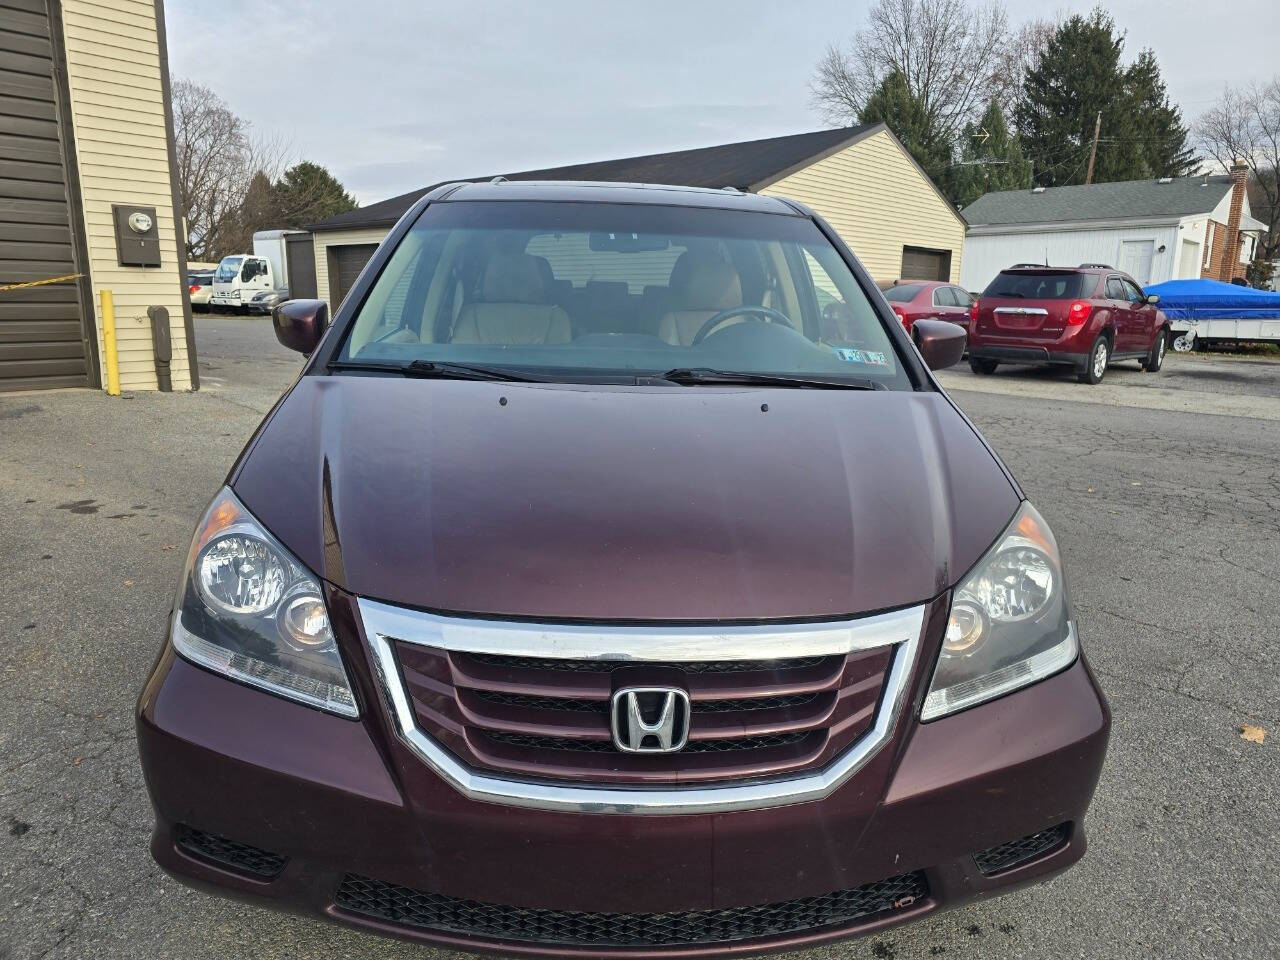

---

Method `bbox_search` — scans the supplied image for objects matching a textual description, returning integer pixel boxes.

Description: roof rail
[489,176,508,184]
[1009,262,1046,269]
[720,186,742,193]
[1079,262,1113,269]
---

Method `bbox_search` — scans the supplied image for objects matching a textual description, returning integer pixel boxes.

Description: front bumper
[136,594,1110,958]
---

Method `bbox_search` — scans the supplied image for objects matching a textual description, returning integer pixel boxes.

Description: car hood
[232,376,1019,621]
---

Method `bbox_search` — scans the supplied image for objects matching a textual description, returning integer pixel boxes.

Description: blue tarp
[1145,279,1280,321]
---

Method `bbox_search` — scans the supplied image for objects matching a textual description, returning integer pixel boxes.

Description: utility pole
[1084,111,1102,185]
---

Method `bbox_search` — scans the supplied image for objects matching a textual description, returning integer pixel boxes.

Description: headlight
[170,487,358,717]
[922,502,1078,720]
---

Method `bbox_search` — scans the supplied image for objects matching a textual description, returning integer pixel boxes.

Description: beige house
[1,0,194,393]
[301,124,967,309]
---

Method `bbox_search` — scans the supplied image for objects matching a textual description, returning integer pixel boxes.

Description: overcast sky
[166,0,1279,205]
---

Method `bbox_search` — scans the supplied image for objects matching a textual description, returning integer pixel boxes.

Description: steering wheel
[690,306,797,345]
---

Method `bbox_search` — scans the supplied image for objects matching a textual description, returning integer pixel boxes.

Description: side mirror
[1145,294,1160,305]
[273,298,328,355]
[911,318,967,370]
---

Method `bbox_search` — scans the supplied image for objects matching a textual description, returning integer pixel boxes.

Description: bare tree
[989,17,1059,120]
[810,0,1010,142]
[172,79,288,261]
[1196,78,1280,261]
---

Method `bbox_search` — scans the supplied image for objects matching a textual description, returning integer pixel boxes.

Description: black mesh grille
[473,690,606,712]
[334,871,928,946]
[696,693,820,713]
[974,824,1070,875]
[465,652,832,674]
[174,824,286,878]
[685,731,812,753]
[481,730,813,754]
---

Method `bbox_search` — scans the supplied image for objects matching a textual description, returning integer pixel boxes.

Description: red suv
[968,266,1168,384]
[882,280,974,334]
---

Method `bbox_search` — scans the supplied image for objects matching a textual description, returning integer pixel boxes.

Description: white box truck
[210,229,305,313]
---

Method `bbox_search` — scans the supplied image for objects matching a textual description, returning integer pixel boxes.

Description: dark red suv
[968,266,1168,383]
[137,182,1109,958]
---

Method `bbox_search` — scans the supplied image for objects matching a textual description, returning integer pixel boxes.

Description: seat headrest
[676,261,742,311]
[480,253,550,304]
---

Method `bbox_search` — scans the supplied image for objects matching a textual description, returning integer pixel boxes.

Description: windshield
[984,271,1089,300]
[337,200,911,389]
[214,256,243,283]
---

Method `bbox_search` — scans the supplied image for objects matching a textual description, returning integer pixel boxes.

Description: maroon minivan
[137,181,1109,957]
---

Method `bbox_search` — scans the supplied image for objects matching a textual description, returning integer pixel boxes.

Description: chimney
[1218,159,1249,281]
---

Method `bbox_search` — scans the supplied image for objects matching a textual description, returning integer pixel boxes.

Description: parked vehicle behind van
[968,265,1168,383]
[210,230,301,312]
[138,181,1109,958]
[882,280,974,334]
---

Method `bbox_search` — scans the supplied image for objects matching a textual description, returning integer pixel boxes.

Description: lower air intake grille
[174,824,286,878]
[334,871,927,947]
[974,823,1070,875]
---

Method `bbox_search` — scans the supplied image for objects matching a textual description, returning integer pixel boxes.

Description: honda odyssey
[137,181,1110,957]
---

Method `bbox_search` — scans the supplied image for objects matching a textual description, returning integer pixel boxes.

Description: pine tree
[1015,8,1196,186]
[858,70,952,186]
[1124,50,1198,178]
[274,162,357,227]
[1016,9,1126,186]
[952,101,1033,208]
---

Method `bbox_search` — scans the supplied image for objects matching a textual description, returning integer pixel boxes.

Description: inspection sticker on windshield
[834,347,888,366]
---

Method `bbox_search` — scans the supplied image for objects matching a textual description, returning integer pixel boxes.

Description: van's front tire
[1078,335,1110,384]
[969,357,998,375]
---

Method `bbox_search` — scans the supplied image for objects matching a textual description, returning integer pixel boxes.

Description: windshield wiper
[656,367,883,390]
[329,359,548,382]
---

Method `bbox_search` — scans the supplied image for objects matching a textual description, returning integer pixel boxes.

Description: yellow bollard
[100,289,120,396]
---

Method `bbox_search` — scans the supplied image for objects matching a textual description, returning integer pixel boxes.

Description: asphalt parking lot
[2,316,1277,960]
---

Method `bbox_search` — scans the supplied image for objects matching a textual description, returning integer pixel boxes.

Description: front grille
[974,824,1070,875]
[173,824,286,878]
[334,871,928,947]
[395,642,894,784]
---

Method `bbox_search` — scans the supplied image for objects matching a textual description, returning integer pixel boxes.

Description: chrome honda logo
[610,687,690,753]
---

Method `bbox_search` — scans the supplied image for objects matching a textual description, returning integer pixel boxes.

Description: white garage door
[1119,240,1155,284]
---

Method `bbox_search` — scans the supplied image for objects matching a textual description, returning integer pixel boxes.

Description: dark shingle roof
[310,125,878,231]
[962,175,1233,228]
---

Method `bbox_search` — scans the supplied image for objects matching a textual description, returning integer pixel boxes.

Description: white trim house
[960,172,1267,291]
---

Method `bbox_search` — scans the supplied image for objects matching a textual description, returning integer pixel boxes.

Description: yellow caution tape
[0,273,83,293]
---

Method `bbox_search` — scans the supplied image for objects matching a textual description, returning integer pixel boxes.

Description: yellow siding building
[759,128,965,285]
[0,0,194,392]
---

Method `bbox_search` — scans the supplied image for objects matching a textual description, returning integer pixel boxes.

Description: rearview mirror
[273,298,328,355]
[911,318,967,370]
[1145,294,1160,305]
